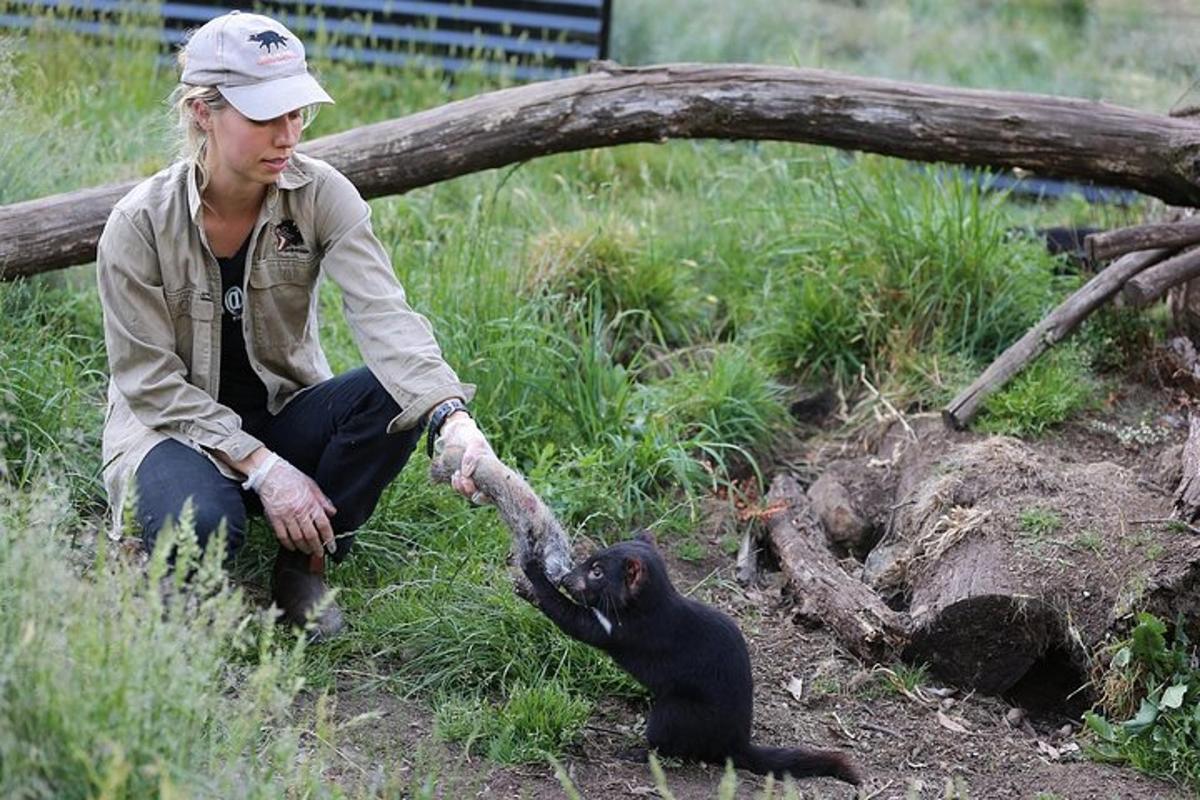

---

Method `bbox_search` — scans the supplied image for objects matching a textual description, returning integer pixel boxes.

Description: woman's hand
[252,456,338,555]
[437,412,495,504]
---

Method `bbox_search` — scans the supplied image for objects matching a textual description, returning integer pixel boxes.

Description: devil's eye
[588,564,604,580]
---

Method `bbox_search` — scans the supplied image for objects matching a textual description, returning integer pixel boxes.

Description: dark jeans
[133,367,422,563]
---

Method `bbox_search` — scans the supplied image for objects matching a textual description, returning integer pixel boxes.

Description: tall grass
[613,0,1200,112]
[725,155,1074,397]
[0,281,107,501]
[0,0,1194,793]
[0,486,337,799]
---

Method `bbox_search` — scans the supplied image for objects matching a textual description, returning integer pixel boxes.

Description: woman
[97,10,491,639]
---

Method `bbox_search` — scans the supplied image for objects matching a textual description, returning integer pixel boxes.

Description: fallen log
[8,62,1200,279]
[1086,219,1200,263]
[430,443,574,587]
[1123,246,1200,308]
[857,428,1189,701]
[943,248,1173,429]
[765,474,909,665]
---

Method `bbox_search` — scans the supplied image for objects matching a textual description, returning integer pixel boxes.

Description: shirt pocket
[251,253,319,287]
[162,286,215,384]
[248,254,320,344]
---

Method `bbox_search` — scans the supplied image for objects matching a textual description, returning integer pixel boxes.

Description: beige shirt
[97,152,473,532]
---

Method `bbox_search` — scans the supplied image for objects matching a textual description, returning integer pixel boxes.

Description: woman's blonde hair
[169,48,320,194]
[169,49,228,194]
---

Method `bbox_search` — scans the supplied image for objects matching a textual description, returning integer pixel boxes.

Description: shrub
[0,483,335,799]
[1086,613,1200,791]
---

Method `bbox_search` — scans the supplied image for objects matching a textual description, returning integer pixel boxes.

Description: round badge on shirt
[224,285,244,320]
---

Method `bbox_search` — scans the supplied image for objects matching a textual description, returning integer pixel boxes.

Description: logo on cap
[248,30,289,53]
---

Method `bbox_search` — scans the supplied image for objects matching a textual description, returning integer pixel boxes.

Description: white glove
[437,412,495,504]
[244,453,337,555]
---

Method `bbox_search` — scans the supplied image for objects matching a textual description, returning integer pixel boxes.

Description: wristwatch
[425,398,470,458]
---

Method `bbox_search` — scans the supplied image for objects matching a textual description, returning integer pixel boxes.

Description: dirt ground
[318,378,1195,800]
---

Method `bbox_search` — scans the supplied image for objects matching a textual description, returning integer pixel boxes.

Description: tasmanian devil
[522,532,863,785]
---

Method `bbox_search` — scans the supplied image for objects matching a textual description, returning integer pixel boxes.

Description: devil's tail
[731,742,863,785]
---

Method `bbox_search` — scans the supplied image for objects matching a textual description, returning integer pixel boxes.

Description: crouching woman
[97,11,489,639]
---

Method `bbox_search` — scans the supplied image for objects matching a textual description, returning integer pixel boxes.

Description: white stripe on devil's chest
[591,607,613,635]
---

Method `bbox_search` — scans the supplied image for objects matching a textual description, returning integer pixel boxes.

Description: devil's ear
[633,528,657,547]
[624,556,647,594]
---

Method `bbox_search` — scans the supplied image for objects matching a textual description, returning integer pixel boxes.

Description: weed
[1072,530,1104,556]
[1087,418,1171,450]
[0,481,336,798]
[1018,507,1063,541]
[1085,613,1200,791]
[878,662,932,697]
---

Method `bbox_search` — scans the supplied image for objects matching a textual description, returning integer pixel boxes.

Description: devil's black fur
[522,532,863,785]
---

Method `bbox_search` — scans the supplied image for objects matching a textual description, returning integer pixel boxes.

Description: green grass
[1018,507,1064,538]
[0,487,339,799]
[977,345,1099,437]
[434,682,592,764]
[614,0,1199,112]
[2,0,1198,795]
[0,281,107,501]
[875,662,932,698]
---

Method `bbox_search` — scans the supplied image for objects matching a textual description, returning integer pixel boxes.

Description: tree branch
[6,63,1200,279]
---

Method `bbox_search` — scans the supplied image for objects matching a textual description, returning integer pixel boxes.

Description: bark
[1086,219,1200,263]
[765,474,909,664]
[861,434,1181,696]
[1160,336,1200,396]
[8,62,1200,279]
[903,536,1069,695]
[1174,411,1200,522]
[430,444,574,587]
[1122,246,1200,308]
[943,248,1173,429]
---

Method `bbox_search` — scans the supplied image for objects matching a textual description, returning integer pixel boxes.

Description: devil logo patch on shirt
[273,219,307,254]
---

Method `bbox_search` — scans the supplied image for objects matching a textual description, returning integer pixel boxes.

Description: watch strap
[425,398,469,459]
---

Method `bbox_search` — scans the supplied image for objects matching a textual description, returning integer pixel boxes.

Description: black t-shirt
[216,236,268,416]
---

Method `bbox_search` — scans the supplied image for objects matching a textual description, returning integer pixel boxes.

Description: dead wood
[1174,411,1200,522]
[430,444,574,587]
[808,473,874,553]
[1086,219,1200,263]
[943,248,1173,429]
[765,474,909,664]
[1122,246,1200,308]
[1162,336,1200,396]
[8,62,1200,279]
[904,533,1070,695]
[862,433,1181,697]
